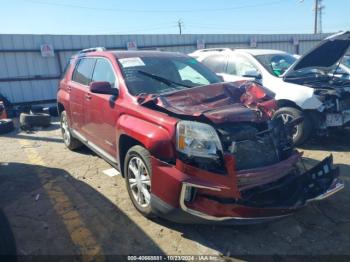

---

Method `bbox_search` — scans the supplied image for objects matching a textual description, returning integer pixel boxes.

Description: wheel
[0,119,14,135]
[60,111,82,150]
[273,107,312,146]
[19,113,51,129]
[124,145,154,217]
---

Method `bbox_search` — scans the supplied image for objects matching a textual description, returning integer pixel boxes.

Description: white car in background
[190,31,350,145]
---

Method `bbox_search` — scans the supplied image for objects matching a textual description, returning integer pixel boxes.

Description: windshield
[343,56,350,68]
[118,56,220,96]
[255,53,297,77]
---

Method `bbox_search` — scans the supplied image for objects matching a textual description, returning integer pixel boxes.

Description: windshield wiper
[137,70,192,88]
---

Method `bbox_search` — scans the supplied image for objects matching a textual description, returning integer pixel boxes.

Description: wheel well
[57,103,65,115]
[277,100,302,111]
[118,135,143,177]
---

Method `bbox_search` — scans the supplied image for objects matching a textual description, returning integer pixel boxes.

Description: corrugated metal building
[0,33,332,104]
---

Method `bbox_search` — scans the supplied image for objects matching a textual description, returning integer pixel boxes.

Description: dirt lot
[0,118,350,260]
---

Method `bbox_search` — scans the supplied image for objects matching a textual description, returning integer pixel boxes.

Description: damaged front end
[284,31,350,130]
[146,81,344,224]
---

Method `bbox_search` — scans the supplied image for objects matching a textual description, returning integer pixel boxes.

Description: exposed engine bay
[286,75,350,129]
[216,118,294,170]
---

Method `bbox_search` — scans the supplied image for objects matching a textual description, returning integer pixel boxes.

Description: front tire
[124,145,154,218]
[273,107,312,146]
[60,111,82,150]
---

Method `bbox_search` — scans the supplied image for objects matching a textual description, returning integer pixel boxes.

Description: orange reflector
[178,135,185,150]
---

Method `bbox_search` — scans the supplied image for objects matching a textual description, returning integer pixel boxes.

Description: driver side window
[92,58,117,87]
[227,55,259,76]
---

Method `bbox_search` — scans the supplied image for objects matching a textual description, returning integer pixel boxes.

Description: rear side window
[72,58,96,86]
[201,55,227,73]
[61,58,73,78]
[92,59,116,87]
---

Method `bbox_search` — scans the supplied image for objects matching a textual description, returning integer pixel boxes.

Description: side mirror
[89,81,119,96]
[242,70,262,80]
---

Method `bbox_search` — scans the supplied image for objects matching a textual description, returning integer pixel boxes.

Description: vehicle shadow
[151,159,350,258]
[299,129,350,152]
[0,162,164,259]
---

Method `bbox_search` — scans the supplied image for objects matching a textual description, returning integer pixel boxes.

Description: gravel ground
[0,119,349,261]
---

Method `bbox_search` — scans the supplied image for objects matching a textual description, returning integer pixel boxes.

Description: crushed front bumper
[150,154,344,224]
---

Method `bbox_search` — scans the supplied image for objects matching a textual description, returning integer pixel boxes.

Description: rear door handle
[85,93,92,100]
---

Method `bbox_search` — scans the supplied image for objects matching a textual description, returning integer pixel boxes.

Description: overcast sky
[0,0,348,34]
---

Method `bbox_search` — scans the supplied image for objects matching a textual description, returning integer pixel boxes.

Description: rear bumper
[150,154,344,224]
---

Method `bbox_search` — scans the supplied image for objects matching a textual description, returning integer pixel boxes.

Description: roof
[235,49,288,56]
[190,48,289,58]
[110,50,187,59]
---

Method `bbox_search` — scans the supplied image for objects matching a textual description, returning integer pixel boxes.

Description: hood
[140,81,277,124]
[284,31,350,79]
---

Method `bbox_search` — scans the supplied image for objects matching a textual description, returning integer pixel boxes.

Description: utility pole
[299,0,324,34]
[177,19,183,35]
[314,0,319,34]
[318,0,324,33]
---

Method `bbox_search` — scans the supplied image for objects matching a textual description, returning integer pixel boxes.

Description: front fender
[273,81,323,110]
[116,114,176,160]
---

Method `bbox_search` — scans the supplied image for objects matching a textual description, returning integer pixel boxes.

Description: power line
[23,0,285,13]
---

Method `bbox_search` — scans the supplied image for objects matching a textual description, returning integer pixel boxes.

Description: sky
[0,0,348,35]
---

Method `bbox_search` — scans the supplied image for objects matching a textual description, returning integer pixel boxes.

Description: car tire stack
[20,113,51,130]
[0,119,14,135]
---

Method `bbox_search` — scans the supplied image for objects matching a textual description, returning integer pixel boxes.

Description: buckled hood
[140,81,277,124]
[284,31,350,79]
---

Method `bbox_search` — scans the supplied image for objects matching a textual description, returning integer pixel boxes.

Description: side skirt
[71,129,120,172]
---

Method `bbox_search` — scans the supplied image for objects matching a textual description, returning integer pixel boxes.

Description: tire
[124,145,154,218]
[60,111,82,150]
[49,106,59,117]
[19,113,51,129]
[0,119,14,135]
[30,105,44,114]
[43,106,59,117]
[273,107,312,146]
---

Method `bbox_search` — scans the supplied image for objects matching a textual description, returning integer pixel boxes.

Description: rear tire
[273,107,312,146]
[124,145,154,218]
[60,111,82,150]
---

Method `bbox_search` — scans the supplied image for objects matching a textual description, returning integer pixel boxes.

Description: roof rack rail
[195,48,231,53]
[79,47,106,54]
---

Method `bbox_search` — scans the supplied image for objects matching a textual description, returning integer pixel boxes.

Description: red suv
[57,48,343,224]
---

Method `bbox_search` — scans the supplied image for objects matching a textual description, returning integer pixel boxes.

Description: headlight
[176,121,223,159]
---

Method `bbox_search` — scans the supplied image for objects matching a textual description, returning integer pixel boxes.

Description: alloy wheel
[61,113,71,146]
[280,113,299,139]
[127,156,151,208]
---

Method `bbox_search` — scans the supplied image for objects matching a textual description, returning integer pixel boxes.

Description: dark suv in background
[57,48,343,224]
